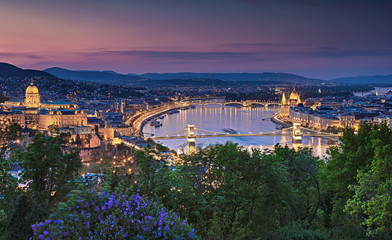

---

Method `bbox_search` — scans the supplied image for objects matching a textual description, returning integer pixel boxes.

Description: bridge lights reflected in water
[144,105,337,158]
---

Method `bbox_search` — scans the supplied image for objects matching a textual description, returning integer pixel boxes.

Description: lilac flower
[32,224,37,232]
[31,190,196,239]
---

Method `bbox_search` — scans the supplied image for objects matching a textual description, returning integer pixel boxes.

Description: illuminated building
[280,88,301,117]
[1,83,87,130]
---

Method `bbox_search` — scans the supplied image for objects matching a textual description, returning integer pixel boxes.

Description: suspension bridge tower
[187,124,196,155]
[292,122,302,143]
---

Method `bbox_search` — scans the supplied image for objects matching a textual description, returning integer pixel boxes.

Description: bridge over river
[151,124,342,154]
[126,97,282,137]
[182,97,281,108]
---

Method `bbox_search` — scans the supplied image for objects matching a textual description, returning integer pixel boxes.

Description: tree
[163,143,319,239]
[273,146,321,228]
[1,134,82,239]
[321,122,391,228]
[47,124,59,133]
[0,124,21,238]
[345,137,392,237]
[21,134,82,203]
[75,133,82,145]
[317,122,392,239]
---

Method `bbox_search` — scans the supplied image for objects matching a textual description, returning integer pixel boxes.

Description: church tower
[120,99,124,114]
[280,92,290,117]
[282,92,287,105]
[25,83,41,108]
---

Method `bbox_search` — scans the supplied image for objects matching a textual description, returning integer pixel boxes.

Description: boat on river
[150,120,163,127]
[167,109,180,115]
[222,128,239,134]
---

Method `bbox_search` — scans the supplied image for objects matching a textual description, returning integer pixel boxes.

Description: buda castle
[1,83,87,130]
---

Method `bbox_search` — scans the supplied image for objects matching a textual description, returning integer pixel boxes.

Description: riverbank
[132,103,183,137]
[271,113,292,128]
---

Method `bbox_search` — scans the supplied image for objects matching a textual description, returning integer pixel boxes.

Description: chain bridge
[150,124,342,154]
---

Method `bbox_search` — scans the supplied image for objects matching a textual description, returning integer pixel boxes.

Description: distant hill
[44,67,324,86]
[333,75,392,86]
[0,63,144,99]
[44,67,141,85]
[0,62,56,79]
[134,78,227,88]
[135,72,322,84]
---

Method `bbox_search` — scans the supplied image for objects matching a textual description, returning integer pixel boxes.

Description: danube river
[143,105,337,158]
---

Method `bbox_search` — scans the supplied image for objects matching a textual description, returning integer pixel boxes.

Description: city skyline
[1,0,392,79]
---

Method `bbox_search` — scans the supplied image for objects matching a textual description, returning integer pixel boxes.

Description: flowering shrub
[30,190,197,239]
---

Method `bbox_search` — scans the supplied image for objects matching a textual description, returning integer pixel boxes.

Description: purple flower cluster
[30,190,197,239]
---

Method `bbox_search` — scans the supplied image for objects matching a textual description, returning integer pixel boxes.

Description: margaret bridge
[181,96,281,108]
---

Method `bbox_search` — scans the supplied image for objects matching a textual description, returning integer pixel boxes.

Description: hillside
[333,75,392,86]
[133,78,227,88]
[0,62,56,79]
[45,67,141,85]
[0,63,144,99]
[44,66,326,86]
[136,72,323,84]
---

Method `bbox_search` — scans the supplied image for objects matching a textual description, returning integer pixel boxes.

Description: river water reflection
[143,105,336,158]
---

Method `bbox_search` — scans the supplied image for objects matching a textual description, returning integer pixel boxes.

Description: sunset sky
[1,0,392,79]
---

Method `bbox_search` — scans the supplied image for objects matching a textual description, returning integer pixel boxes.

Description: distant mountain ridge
[0,63,144,100]
[133,78,228,88]
[1,63,389,86]
[135,72,321,83]
[44,67,141,85]
[0,62,55,79]
[45,67,323,85]
[333,75,392,85]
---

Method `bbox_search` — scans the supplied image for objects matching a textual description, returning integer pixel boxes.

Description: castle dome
[26,83,39,95]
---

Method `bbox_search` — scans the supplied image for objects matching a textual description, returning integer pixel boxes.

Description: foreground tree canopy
[0,132,82,239]
[0,121,391,239]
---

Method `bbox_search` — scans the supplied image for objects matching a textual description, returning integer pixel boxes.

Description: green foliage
[21,134,82,203]
[276,222,327,240]
[0,133,82,239]
[321,123,391,227]
[156,143,170,152]
[273,146,322,227]
[346,172,392,237]
[0,123,24,239]
[75,133,82,145]
[319,122,392,238]
[2,120,392,239]
[47,124,59,133]
[345,134,392,237]
[112,143,325,239]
